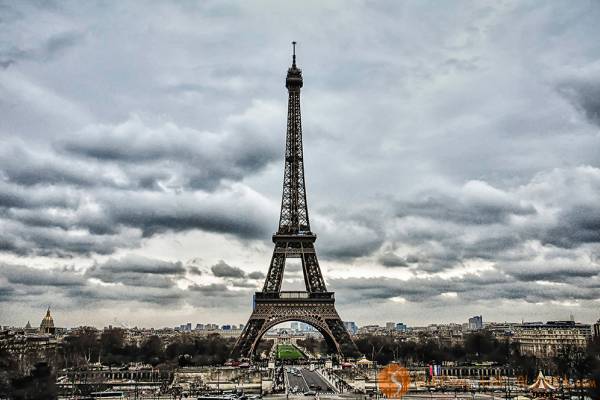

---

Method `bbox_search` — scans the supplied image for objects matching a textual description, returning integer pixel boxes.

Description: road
[285,367,336,395]
[286,367,308,394]
[300,368,335,394]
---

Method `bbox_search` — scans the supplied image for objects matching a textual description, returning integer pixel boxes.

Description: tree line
[0,329,245,399]
[61,328,240,368]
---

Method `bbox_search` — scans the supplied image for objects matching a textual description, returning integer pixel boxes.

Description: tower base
[233,291,357,358]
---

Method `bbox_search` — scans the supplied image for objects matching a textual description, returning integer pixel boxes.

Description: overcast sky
[1,1,600,329]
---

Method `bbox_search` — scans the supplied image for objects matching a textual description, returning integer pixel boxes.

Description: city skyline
[1,1,600,328]
[4,306,599,333]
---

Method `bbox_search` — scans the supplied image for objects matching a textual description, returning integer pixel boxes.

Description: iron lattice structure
[232,44,357,359]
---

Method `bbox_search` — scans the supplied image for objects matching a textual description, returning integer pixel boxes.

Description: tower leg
[233,318,265,359]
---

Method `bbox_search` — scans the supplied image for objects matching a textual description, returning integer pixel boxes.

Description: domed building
[39,307,55,334]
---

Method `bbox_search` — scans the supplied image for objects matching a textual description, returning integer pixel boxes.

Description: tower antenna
[292,41,297,67]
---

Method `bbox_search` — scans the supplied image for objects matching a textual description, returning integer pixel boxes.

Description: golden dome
[40,307,54,332]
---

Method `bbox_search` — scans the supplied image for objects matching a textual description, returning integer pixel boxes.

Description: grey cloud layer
[58,114,280,190]
[1,1,600,324]
[86,255,185,288]
[0,256,258,313]
[0,121,276,256]
[331,269,600,306]
[211,260,246,278]
[314,167,600,281]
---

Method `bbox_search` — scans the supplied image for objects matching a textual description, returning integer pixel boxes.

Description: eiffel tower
[232,43,357,359]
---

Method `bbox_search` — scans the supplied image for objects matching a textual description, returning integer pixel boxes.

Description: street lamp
[374,360,379,400]
[259,367,263,397]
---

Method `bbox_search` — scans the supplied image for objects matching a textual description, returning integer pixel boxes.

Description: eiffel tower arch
[232,43,357,359]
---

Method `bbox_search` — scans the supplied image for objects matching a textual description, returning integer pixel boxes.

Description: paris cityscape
[1,1,600,399]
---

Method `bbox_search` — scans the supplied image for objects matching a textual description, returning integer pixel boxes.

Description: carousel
[527,371,556,399]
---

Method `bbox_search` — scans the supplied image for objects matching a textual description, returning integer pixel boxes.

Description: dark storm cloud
[58,113,280,190]
[395,183,536,226]
[331,268,599,305]
[0,30,84,68]
[85,255,185,288]
[248,271,265,280]
[91,255,184,275]
[228,279,259,289]
[0,143,274,256]
[330,276,457,302]
[0,109,276,258]
[0,219,135,257]
[558,80,600,127]
[103,189,271,239]
[0,283,15,301]
[462,235,524,260]
[0,262,85,287]
[187,283,251,308]
[0,237,23,255]
[378,252,408,267]
[3,113,278,191]
[544,205,600,248]
[0,181,77,209]
[43,31,84,59]
[502,256,600,281]
[188,266,203,276]
[396,230,527,273]
[374,166,600,276]
[458,281,600,303]
[570,275,600,289]
[210,260,246,278]
[0,258,251,309]
[321,238,383,260]
[0,144,110,188]
[77,264,248,308]
[189,283,231,294]
[316,213,385,260]
[69,284,186,306]
[0,60,14,69]
[0,186,272,257]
